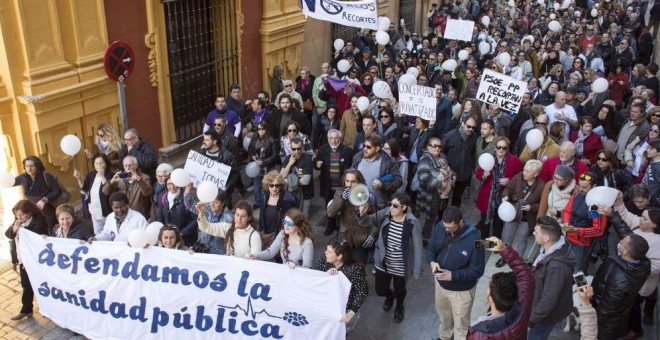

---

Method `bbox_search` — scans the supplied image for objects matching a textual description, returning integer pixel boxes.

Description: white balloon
[591,78,609,94]
[549,13,556,20]
[377,16,391,31]
[553,2,560,10]
[575,10,581,18]
[145,222,163,246]
[498,52,511,67]
[333,39,344,51]
[591,9,598,17]
[356,96,370,112]
[548,20,562,32]
[406,67,419,77]
[246,161,260,178]
[398,74,417,86]
[60,134,82,156]
[372,81,393,99]
[481,16,490,27]
[197,181,219,203]
[375,30,390,45]
[441,59,457,72]
[243,135,252,151]
[170,168,190,187]
[561,0,571,9]
[508,0,515,7]
[337,59,351,73]
[128,230,150,248]
[458,50,469,61]
[526,129,544,151]
[479,41,491,55]
[498,201,517,222]
[537,0,544,4]
[0,171,14,189]
[478,153,496,172]
[585,186,619,207]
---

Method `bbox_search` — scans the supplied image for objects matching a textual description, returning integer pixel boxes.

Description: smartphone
[474,240,496,249]
[573,271,588,288]
[118,172,131,179]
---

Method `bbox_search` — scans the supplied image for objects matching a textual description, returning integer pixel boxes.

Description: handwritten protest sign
[444,19,475,42]
[19,229,351,339]
[398,82,436,121]
[476,69,528,112]
[184,150,231,189]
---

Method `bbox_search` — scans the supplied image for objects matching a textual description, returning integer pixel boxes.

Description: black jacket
[266,108,311,138]
[156,189,198,246]
[441,128,477,182]
[592,253,650,339]
[81,170,114,219]
[52,220,90,240]
[258,190,298,234]
[313,144,355,201]
[119,139,158,179]
[6,215,50,265]
[529,240,576,326]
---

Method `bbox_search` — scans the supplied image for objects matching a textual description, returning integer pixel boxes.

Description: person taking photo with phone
[426,206,485,340]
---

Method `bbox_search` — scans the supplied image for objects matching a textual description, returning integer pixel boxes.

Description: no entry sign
[103,41,135,81]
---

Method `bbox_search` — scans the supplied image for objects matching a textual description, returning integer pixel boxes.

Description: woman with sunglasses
[196,200,262,258]
[6,200,49,320]
[314,239,368,332]
[625,123,660,179]
[84,123,122,170]
[258,171,298,249]
[248,121,279,208]
[250,208,314,269]
[359,72,374,96]
[358,192,422,323]
[279,121,313,164]
[475,137,523,240]
[590,150,633,192]
[561,172,606,274]
[157,224,187,250]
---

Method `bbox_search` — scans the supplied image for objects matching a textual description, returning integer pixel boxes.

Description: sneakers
[383,296,394,312]
[393,305,404,323]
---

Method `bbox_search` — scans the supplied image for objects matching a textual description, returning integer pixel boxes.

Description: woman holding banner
[5,200,50,321]
[250,208,314,269]
[196,200,262,259]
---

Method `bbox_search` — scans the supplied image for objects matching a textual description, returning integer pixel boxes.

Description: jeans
[527,323,555,340]
[570,241,592,274]
[253,175,264,206]
[502,220,529,256]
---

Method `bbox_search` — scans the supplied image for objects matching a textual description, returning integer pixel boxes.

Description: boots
[643,297,656,325]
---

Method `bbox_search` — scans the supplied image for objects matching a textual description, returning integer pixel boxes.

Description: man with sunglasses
[442,115,477,206]
[280,137,314,216]
[351,134,402,210]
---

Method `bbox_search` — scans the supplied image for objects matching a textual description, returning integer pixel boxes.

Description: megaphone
[348,183,370,206]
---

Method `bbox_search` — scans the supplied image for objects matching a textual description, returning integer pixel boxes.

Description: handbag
[303,99,313,111]
[43,172,71,207]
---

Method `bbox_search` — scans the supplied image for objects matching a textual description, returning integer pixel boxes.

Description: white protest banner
[301,0,378,30]
[184,150,231,189]
[444,19,475,42]
[476,69,528,112]
[398,82,436,121]
[19,229,351,340]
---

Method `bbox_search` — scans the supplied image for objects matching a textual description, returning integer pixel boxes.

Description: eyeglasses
[364,145,374,149]
[652,114,660,118]
[287,129,298,133]
[428,144,441,148]
[650,128,660,133]
[579,173,592,181]
[535,122,547,126]
[597,157,608,162]
[285,84,293,87]
[380,115,390,119]
[97,133,104,138]
[291,147,302,151]
[269,184,280,188]
[282,219,295,228]
[257,127,267,131]
[379,105,388,109]
[389,202,400,209]
[465,124,476,130]
[214,123,224,126]
[496,146,508,150]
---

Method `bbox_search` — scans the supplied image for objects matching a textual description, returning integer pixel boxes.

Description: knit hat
[555,165,575,181]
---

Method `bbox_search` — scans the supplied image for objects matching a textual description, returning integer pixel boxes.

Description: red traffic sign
[103,41,135,81]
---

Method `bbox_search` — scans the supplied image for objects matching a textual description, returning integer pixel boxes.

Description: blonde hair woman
[84,123,122,169]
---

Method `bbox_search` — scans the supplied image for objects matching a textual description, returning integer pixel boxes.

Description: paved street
[0,178,658,339]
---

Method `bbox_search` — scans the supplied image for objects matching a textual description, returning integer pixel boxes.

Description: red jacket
[468,246,535,340]
[607,72,629,107]
[538,156,590,183]
[569,131,603,165]
[324,82,367,119]
[475,154,523,215]
[562,194,607,246]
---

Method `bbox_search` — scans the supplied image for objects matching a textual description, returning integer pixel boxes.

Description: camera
[118,172,131,179]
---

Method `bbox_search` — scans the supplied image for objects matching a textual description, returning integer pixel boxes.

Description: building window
[163,0,240,142]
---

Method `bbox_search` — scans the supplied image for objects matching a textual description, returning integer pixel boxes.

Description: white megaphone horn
[348,183,370,206]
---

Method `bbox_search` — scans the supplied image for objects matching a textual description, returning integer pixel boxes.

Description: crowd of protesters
[5,0,660,339]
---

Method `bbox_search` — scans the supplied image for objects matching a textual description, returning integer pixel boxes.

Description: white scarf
[533,236,566,267]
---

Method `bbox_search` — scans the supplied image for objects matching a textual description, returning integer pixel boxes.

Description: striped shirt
[384,220,405,277]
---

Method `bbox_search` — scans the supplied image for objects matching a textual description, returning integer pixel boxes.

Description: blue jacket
[425,223,485,291]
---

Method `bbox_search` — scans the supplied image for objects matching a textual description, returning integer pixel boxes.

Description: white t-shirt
[545,103,577,141]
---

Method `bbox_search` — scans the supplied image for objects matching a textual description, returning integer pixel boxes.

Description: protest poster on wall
[301,0,378,30]
[398,82,436,121]
[19,229,351,340]
[476,69,528,112]
[184,150,231,189]
[443,19,475,42]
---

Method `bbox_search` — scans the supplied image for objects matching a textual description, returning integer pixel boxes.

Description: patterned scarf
[486,156,508,222]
